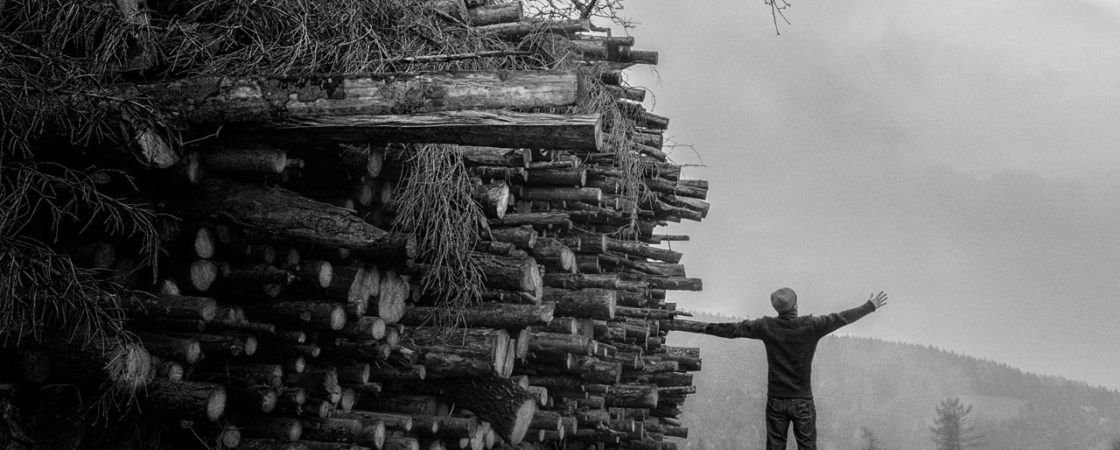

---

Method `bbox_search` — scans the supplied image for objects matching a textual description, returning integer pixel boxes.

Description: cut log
[124,294,218,321]
[486,226,538,250]
[374,270,411,323]
[465,1,522,25]
[300,417,385,449]
[142,71,584,122]
[530,238,575,272]
[543,288,615,320]
[475,19,591,39]
[239,416,303,441]
[472,181,511,219]
[516,186,600,203]
[529,332,592,355]
[243,301,347,331]
[436,376,537,444]
[488,212,571,229]
[261,111,602,152]
[605,385,658,409]
[137,332,203,365]
[400,302,553,329]
[201,146,288,174]
[616,274,702,291]
[144,379,227,421]
[605,238,682,264]
[338,316,387,340]
[472,252,541,293]
[295,260,334,289]
[542,273,618,290]
[184,179,415,259]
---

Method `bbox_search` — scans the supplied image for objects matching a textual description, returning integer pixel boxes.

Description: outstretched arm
[815,291,888,335]
[665,318,762,339]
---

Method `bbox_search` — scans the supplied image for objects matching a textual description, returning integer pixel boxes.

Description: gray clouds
[623,0,1120,388]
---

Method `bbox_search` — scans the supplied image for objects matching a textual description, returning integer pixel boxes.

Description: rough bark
[436,376,537,444]
[144,379,227,421]
[260,111,602,153]
[544,288,616,320]
[400,303,553,329]
[140,71,584,123]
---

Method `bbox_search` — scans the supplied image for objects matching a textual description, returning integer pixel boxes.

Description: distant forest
[671,312,1120,450]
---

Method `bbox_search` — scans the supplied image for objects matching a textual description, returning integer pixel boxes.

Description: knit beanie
[771,287,797,314]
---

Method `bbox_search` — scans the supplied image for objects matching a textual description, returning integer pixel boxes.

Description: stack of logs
[8,2,708,450]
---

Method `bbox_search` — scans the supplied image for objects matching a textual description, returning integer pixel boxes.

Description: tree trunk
[616,274,702,291]
[260,111,602,153]
[141,71,584,123]
[523,168,585,187]
[137,332,203,365]
[604,385,658,409]
[466,1,523,25]
[542,273,620,290]
[475,19,591,39]
[299,417,385,449]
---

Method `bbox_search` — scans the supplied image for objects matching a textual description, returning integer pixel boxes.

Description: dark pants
[765,397,817,450]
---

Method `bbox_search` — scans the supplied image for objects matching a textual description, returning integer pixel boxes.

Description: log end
[329,305,349,331]
[206,385,227,421]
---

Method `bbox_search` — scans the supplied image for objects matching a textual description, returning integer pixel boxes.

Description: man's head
[771,287,798,315]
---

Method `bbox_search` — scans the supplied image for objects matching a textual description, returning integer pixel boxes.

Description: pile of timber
[3,2,704,450]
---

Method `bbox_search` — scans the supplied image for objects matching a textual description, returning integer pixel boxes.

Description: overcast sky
[620,0,1120,390]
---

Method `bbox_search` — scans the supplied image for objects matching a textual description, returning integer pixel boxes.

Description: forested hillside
[671,312,1120,450]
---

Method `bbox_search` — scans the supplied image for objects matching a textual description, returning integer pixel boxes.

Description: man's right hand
[868,291,888,309]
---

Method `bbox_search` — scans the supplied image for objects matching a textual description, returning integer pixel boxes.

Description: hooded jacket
[705,301,876,399]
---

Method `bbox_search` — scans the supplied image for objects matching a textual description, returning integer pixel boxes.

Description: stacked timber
[1,2,701,450]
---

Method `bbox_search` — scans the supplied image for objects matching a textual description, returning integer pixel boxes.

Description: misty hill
[671,312,1120,450]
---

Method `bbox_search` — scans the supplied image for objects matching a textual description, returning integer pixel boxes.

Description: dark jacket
[705,301,876,399]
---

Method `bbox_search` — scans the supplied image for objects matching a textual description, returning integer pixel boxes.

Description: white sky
[620,0,1120,390]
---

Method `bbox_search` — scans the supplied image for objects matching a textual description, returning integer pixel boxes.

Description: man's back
[705,302,876,398]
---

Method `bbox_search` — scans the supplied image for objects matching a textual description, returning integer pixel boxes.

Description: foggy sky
[620,0,1120,389]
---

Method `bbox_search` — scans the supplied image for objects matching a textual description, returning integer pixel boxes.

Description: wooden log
[238,439,307,450]
[530,238,576,272]
[489,212,571,229]
[300,417,385,449]
[571,356,622,384]
[616,274,702,291]
[517,187,600,203]
[285,369,343,405]
[143,71,584,122]
[401,302,553,329]
[137,332,203,364]
[337,410,413,432]
[320,339,393,362]
[529,332,592,355]
[239,416,303,441]
[124,294,218,321]
[184,179,415,259]
[243,301,347,331]
[605,385,658,409]
[382,436,420,450]
[614,306,689,321]
[367,364,427,381]
[486,226,538,250]
[201,146,288,174]
[543,288,615,320]
[172,332,257,357]
[522,168,585,187]
[338,316,388,340]
[465,1,522,25]
[472,181,511,219]
[460,146,527,167]
[436,376,537,444]
[144,379,226,421]
[374,270,411,323]
[541,273,619,290]
[472,252,542,293]
[604,239,681,264]
[575,255,601,274]
[475,19,591,39]
[261,111,602,152]
[474,240,515,256]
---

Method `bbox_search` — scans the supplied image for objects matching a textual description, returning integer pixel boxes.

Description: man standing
[668,289,888,450]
